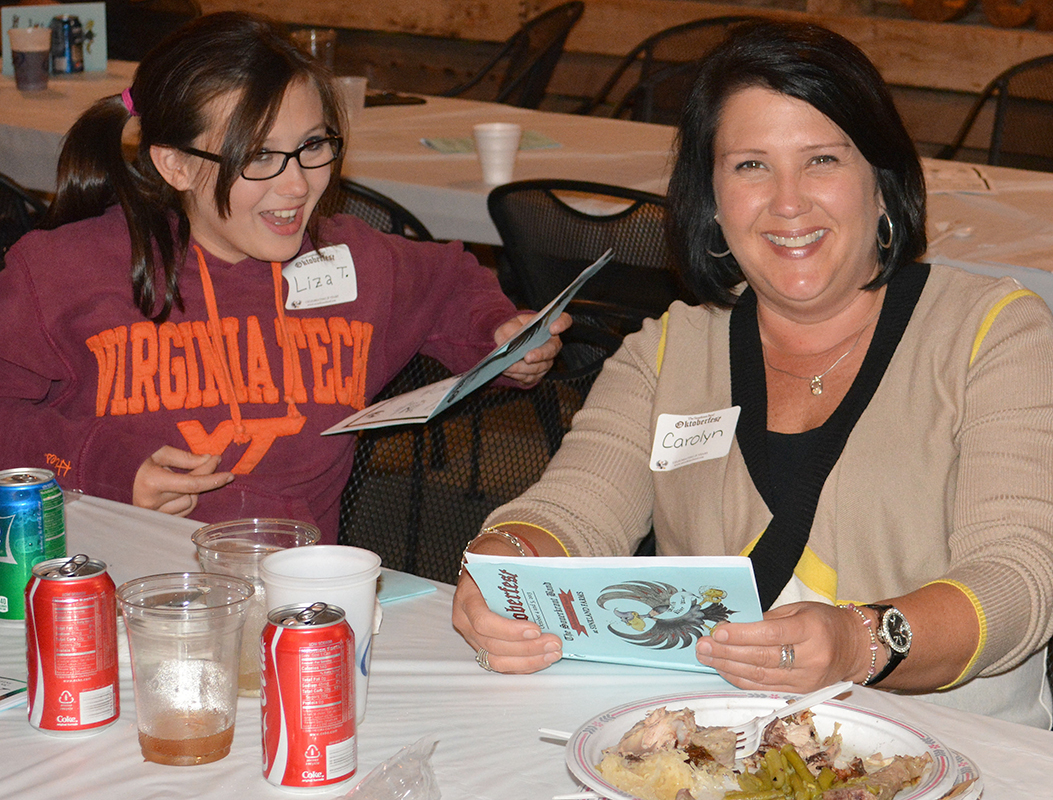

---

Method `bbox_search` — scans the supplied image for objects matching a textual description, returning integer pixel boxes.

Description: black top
[730,264,930,609]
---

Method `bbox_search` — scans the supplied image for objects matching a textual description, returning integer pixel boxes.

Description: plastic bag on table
[341,736,440,799]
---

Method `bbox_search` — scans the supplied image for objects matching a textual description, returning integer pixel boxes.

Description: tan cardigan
[485,264,1053,725]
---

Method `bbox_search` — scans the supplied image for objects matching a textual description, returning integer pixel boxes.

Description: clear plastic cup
[337,76,368,128]
[116,573,254,766]
[261,545,381,723]
[290,28,336,70]
[192,519,320,697]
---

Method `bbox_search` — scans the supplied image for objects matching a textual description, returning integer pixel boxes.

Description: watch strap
[862,604,906,686]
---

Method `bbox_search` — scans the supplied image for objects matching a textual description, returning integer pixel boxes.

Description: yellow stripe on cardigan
[970,289,1038,366]
[493,521,571,557]
[925,578,987,689]
[739,532,838,603]
[656,311,670,375]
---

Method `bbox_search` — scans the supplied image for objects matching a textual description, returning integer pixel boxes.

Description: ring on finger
[476,647,496,672]
[778,643,795,670]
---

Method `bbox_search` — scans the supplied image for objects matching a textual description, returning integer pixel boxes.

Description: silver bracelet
[458,527,532,579]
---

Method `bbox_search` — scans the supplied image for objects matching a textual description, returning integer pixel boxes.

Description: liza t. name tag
[649,406,741,471]
[282,245,358,309]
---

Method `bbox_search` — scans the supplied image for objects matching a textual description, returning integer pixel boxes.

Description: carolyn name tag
[282,245,358,309]
[649,406,741,471]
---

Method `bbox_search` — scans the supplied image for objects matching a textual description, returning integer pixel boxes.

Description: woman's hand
[132,446,234,517]
[496,311,572,388]
[452,571,563,674]
[695,602,867,692]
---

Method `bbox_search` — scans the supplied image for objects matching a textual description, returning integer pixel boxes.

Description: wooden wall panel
[198,0,1053,93]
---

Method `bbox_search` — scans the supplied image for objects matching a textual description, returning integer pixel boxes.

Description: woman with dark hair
[0,12,566,540]
[452,20,1053,726]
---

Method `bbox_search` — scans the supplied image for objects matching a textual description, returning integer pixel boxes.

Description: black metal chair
[937,53,1053,172]
[329,179,434,241]
[576,16,754,123]
[0,173,48,267]
[337,341,613,583]
[487,179,694,350]
[439,1,584,109]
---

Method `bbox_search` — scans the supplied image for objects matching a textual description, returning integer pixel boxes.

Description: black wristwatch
[863,604,912,686]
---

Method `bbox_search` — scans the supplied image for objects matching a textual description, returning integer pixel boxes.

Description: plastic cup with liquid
[261,545,381,723]
[290,28,336,71]
[116,573,254,766]
[192,519,320,697]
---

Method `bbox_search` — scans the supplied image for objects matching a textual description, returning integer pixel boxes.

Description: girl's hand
[132,446,234,516]
[497,312,572,387]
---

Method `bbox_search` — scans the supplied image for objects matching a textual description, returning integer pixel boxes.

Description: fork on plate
[730,680,854,759]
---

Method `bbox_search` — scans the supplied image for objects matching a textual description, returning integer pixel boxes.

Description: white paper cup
[337,76,368,128]
[8,27,52,92]
[260,545,381,723]
[473,122,522,185]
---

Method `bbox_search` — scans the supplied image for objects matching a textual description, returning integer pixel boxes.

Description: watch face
[882,609,912,654]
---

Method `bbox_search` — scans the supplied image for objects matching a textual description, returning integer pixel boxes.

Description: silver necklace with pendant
[764,320,872,396]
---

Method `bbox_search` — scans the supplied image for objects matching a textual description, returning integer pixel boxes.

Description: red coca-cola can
[261,602,356,789]
[25,554,119,735]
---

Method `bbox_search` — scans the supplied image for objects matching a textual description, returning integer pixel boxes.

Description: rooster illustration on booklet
[464,554,763,672]
[322,249,613,434]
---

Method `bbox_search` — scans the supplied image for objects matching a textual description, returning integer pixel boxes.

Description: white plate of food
[566,690,960,800]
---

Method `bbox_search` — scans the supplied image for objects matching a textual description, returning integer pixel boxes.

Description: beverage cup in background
[290,27,336,71]
[260,545,381,724]
[8,26,53,92]
[191,519,320,698]
[473,122,522,185]
[337,76,368,128]
[116,573,254,766]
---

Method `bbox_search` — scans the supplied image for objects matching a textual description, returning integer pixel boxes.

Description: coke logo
[59,691,75,705]
[301,771,325,780]
[56,716,78,724]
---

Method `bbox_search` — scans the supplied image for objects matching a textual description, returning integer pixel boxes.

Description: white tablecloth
[0,494,1051,799]
[344,94,675,244]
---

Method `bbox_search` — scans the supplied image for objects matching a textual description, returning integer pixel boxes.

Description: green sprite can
[0,468,66,620]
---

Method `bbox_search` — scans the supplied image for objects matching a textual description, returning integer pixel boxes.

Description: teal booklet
[464,554,763,672]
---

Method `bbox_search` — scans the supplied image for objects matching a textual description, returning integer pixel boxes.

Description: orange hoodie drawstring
[193,245,301,444]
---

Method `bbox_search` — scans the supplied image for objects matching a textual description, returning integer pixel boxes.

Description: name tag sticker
[282,245,358,309]
[650,406,741,472]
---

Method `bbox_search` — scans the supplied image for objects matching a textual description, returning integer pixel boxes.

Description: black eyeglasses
[180,134,344,181]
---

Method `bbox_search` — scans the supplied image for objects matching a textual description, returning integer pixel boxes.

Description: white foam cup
[260,545,381,723]
[473,122,522,185]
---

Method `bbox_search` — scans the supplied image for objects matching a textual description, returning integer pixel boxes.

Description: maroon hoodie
[0,206,517,541]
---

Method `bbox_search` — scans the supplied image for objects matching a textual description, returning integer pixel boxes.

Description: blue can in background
[0,468,66,621]
[49,15,84,74]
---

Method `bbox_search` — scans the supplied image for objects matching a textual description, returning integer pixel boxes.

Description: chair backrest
[578,15,754,123]
[0,173,48,266]
[337,346,608,583]
[938,53,1053,172]
[487,179,694,342]
[328,179,434,241]
[440,1,585,109]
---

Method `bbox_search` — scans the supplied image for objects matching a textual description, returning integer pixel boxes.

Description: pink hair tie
[121,87,138,117]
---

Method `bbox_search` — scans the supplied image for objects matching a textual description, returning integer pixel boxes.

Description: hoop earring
[706,223,731,258]
[877,212,893,250]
